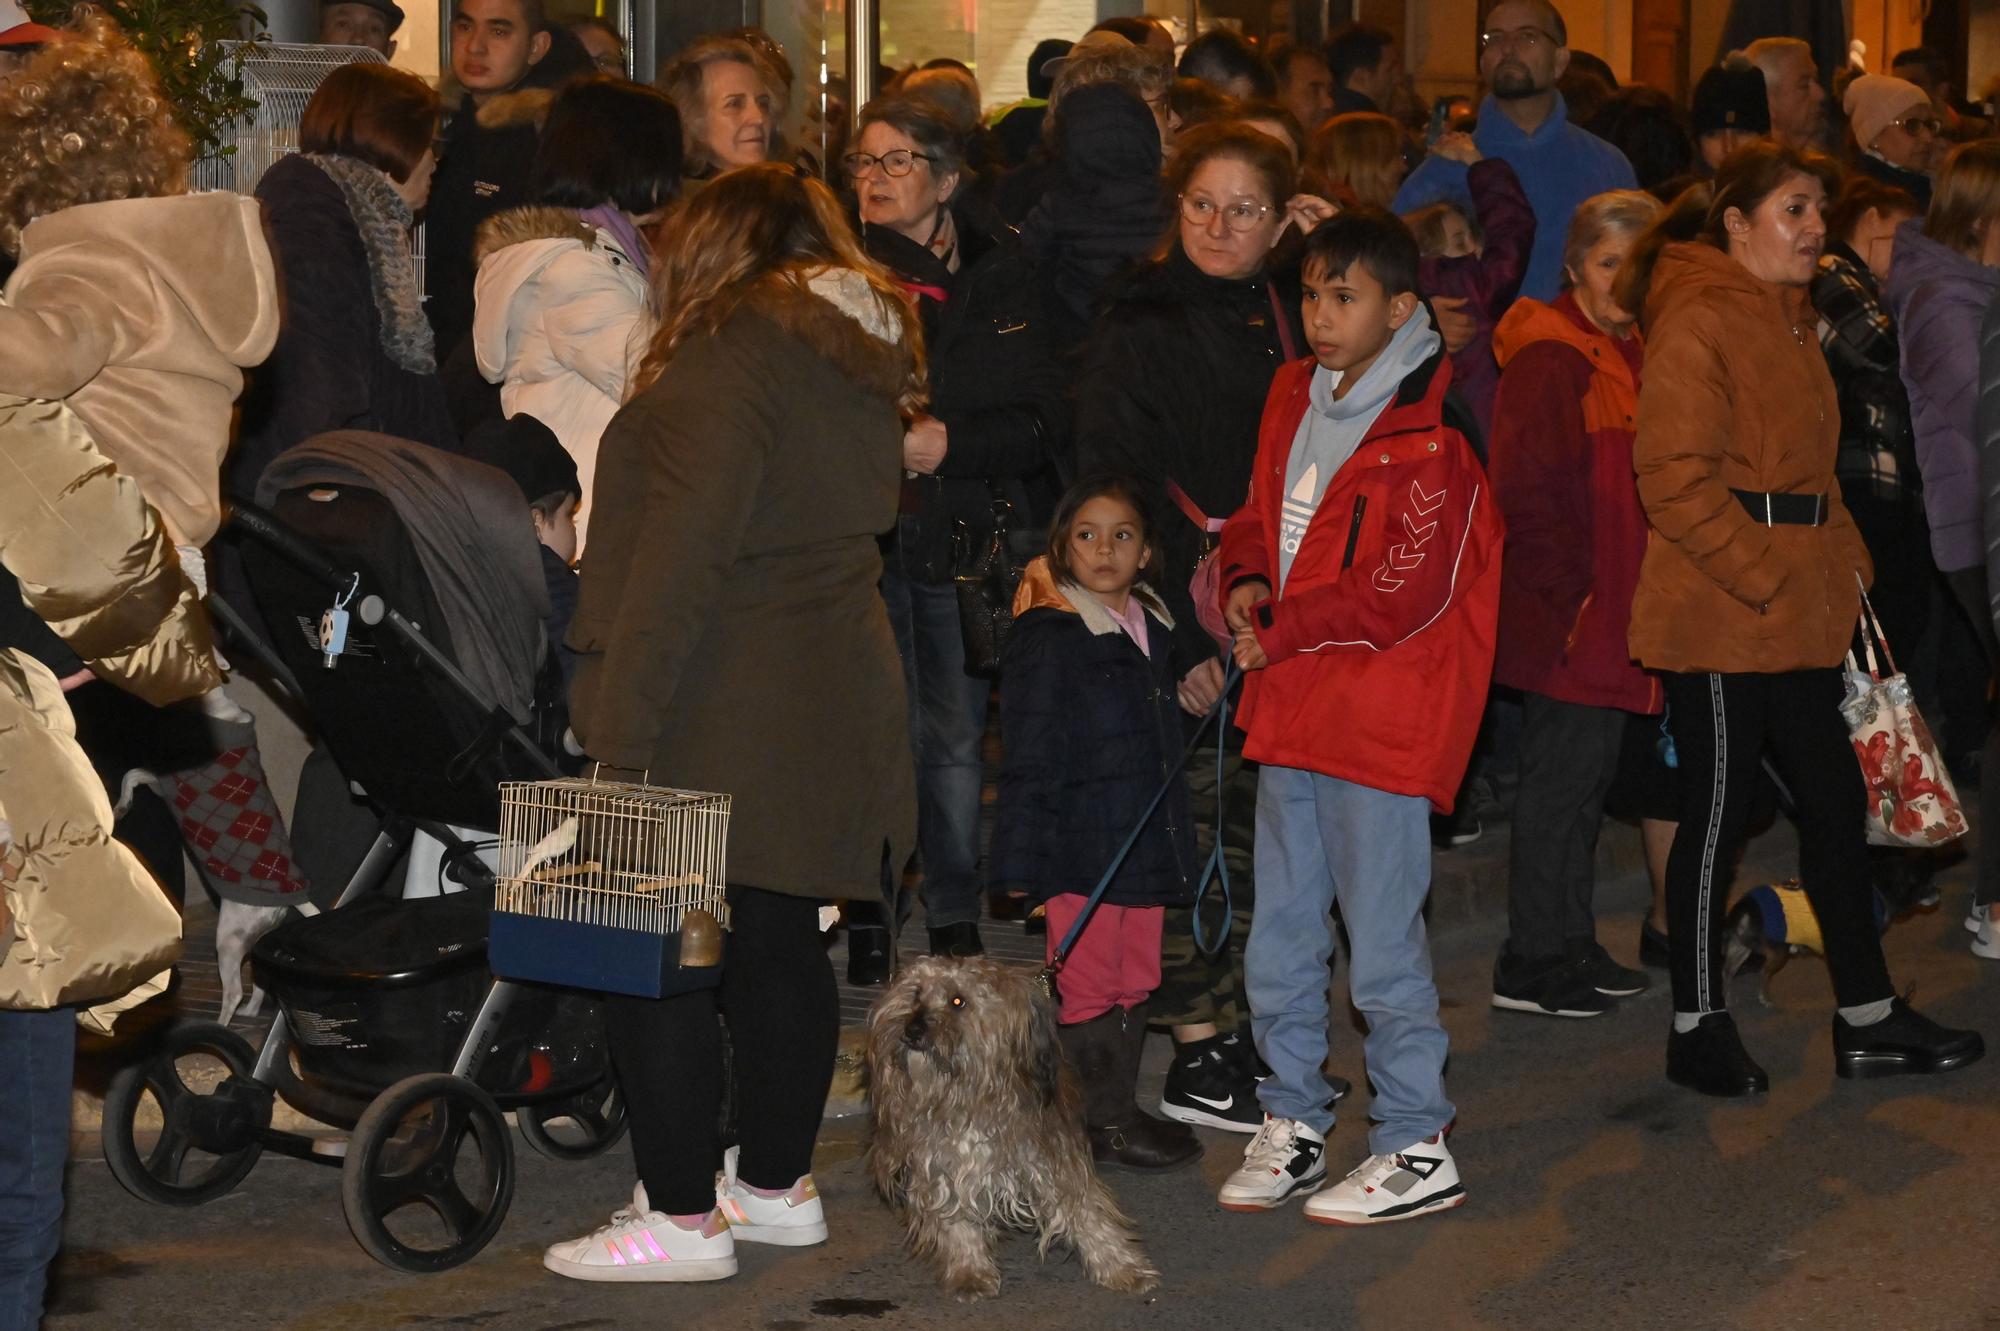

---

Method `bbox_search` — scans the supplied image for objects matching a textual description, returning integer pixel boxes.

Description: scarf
[578,204,650,283]
[304,153,437,375]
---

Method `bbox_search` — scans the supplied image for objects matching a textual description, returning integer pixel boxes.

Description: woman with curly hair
[549,164,918,1282]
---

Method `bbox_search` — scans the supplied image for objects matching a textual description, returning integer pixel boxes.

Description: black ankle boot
[1834,998,1984,1079]
[1666,1012,1768,1097]
[1057,1011,1200,1172]
[845,927,891,986]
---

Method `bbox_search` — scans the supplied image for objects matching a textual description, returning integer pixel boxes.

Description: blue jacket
[990,565,1195,907]
[1394,94,1635,302]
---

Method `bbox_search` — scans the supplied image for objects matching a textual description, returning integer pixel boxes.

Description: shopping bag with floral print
[1840,578,1966,847]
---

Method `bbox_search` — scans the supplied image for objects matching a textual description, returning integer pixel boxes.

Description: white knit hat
[1843,74,1933,153]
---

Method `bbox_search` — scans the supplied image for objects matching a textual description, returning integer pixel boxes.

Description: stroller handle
[226,501,357,598]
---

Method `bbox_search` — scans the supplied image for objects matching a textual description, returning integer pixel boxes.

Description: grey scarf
[304,153,436,374]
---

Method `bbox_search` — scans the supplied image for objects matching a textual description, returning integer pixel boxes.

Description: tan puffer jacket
[0,394,219,1018]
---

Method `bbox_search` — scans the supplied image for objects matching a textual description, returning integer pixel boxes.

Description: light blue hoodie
[1277,307,1443,589]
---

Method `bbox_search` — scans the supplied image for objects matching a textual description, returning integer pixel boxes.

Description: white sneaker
[1304,1134,1466,1226]
[1974,914,2000,961]
[543,1183,737,1282]
[1216,1117,1327,1212]
[715,1145,828,1246]
[1967,904,1987,935]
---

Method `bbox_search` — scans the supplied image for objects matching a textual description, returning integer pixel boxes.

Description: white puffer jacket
[472,206,652,548]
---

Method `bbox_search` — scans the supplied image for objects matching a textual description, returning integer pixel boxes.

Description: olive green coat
[567,275,917,901]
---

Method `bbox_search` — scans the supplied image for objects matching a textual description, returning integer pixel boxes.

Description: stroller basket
[491,777,732,998]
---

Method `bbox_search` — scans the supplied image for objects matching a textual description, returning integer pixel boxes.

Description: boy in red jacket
[1212,209,1502,1224]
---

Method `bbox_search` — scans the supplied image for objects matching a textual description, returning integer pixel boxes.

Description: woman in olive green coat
[552,165,919,1282]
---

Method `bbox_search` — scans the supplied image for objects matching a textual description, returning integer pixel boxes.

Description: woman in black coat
[231,62,457,498]
[845,92,1066,969]
[1073,120,1331,1135]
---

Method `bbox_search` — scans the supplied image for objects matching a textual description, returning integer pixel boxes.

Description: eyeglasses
[843,149,935,178]
[1892,113,1944,136]
[1180,193,1273,233]
[1480,26,1556,53]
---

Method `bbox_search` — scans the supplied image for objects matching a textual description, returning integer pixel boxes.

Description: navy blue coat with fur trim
[989,568,1196,907]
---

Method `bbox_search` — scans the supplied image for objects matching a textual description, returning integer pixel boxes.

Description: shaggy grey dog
[865,956,1158,1301]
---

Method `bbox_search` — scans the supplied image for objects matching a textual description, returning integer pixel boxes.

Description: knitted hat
[1843,74,1931,153]
[463,415,580,507]
[1690,62,1771,138]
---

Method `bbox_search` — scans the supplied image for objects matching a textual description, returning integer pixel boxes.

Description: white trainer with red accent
[1216,1117,1327,1212]
[543,1183,737,1282]
[715,1145,828,1246]
[1304,1134,1466,1226]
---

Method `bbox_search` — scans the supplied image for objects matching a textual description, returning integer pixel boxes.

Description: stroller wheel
[517,1079,627,1161]
[341,1073,515,1272]
[102,1021,269,1207]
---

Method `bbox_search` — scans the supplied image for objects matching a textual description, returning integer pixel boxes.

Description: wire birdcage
[193,42,425,285]
[490,777,731,998]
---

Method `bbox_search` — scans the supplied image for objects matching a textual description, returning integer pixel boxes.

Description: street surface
[51,816,2000,1330]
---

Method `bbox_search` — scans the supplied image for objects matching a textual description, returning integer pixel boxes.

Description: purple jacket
[1416,157,1535,446]
[1885,219,2000,572]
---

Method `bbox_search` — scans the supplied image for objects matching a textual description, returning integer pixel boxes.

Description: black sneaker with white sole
[1571,940,1650,997]
[1161,1038,1263,1133]
[1491,954,1613,1018]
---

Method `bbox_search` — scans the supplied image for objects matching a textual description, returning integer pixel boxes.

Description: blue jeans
[1248,766,1453,1154]
[0,1008,73,1330]
[879,543,990,928]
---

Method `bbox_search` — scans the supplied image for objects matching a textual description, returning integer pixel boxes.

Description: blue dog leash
[1040,660,1245,995]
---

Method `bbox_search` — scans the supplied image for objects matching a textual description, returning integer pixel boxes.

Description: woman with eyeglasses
[1888,140,2000,938]
[1845,75,1944,211]
[1074,121,1336,1147]
[838,92,1065,978]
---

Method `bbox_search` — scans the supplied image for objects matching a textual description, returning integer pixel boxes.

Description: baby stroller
[98,432,620,1274]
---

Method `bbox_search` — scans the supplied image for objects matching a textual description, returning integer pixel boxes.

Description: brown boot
[1056,1008,1201,1172]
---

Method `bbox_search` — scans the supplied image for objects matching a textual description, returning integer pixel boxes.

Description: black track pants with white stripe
[1659,668,1895,1015]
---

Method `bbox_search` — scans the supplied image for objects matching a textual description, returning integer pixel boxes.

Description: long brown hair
[633,163,925,411]
[1613,141,1839,319]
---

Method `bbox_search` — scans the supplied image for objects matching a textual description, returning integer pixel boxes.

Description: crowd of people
[2,0,2000,1311]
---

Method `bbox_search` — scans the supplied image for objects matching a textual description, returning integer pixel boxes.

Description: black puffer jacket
[1853,151,1933,213]
[424,28,595,362]
[863,208,1066,582]
[1074,244,1305,674]
[230,154,456,500]
[989,574,1194,906]
[1020,83,1168,353]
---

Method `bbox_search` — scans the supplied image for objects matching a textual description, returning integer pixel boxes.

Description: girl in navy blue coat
[990,475,1202,1170]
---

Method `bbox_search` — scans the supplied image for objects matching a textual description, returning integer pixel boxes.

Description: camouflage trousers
[1152,747,1257,1031]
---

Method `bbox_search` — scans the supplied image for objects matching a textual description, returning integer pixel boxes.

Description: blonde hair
[657,37,784,174]
[1405,201,1475,257]
[0,5,190,257]
[635,163,925,412]
[1927,140,2000,258]
[1044,41,1171,144]
[1306,112,1404,209]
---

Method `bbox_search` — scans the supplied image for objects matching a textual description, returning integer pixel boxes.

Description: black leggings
[1662,668,1894,1015]
[603,886,839,1215]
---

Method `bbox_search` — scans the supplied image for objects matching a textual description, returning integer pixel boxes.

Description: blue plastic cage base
[489,912,721,999]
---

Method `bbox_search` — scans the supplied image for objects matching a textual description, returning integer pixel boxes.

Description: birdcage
[490,777,731,998]
[193,42,425,285]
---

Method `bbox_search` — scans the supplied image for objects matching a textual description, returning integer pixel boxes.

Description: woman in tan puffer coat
[1621,142,1981,1100]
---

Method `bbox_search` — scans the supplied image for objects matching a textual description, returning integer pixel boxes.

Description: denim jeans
[1247,766,1452,1154]
[879,538,991,928]
[0,1008,73,1330]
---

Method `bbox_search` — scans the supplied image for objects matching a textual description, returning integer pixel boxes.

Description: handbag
[1840,579,1967,847]
[952,494,1037,676]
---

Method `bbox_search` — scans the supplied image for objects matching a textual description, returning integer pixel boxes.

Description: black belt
[1732,489,1828,527]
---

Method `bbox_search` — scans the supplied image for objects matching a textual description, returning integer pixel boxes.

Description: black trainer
[1639,919,1671,970]
[1572,940,1650,997]
[1161,1037,1263,1133]
[1834,998,1985,1079]
[1491,954,1613,1018]
[845,927,891,986]
[1667,1011,1768,1097]
[1220,1030,1350,1105]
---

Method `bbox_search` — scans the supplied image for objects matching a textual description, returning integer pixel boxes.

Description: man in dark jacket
[425,0,591,363]
[1326,22,1397,116]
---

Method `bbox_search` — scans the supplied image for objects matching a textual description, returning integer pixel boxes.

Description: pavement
[50,807,2000,1330]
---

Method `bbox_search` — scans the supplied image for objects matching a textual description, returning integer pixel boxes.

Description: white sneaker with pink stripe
[543,1183,737,1283]
[715,1145,828,1247]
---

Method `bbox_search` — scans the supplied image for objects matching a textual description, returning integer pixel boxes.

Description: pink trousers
[1043,896,1164,1024]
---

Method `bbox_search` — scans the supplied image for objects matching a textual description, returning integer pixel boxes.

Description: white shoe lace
[1342,1151,1399,1191]
[1241,1118,1301,1173]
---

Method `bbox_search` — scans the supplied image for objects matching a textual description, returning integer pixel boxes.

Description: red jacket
[1488,293,1660,714]
[1218,351,1504,811]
